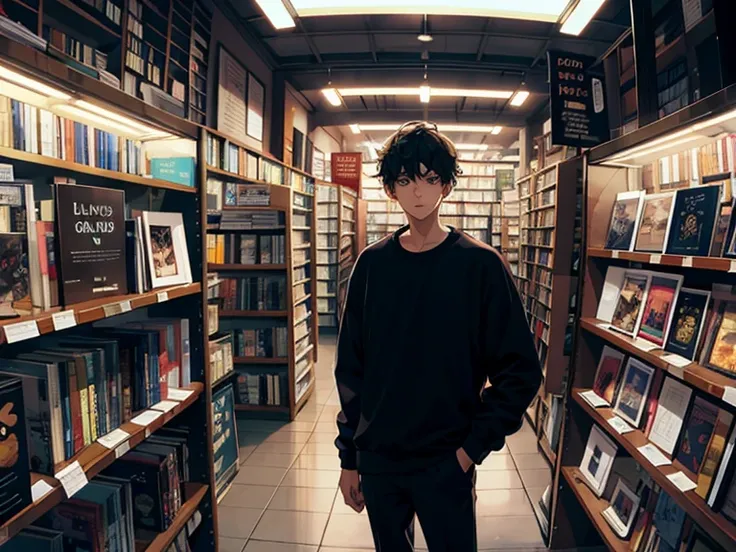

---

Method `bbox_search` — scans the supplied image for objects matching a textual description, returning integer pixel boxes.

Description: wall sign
[547,50,608,148]
[331,153,362,194]
[217,46,248,143]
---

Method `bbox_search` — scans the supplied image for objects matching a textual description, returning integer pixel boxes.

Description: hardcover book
[709,201,733,256]
[0,233,31,317]
[637,274,682,346]
[0,375,32,525]
[55,183,127,304]
[665,185,720,256]
[610,272,650,337]
[648,376,692,455]
[605,191,643,250]
[696,408,734,499]
[664,288,710,360]
[676,396,718,478]
[634,192,675,252]
[613,358,655,428]
[592,346,625,404]
[703,301,736,378]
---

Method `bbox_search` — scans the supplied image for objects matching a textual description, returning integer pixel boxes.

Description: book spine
[67,361,83,454]
[77,360,92,447]
[86,356,98,441]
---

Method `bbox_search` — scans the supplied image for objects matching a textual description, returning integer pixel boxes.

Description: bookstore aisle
[218,335,550,552]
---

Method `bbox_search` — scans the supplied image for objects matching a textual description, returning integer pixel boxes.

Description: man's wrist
[456,447,474,472]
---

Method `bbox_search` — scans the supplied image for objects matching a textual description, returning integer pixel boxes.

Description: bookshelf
[203,127,318,421]
[549,86,736,551]
[501,180,521,276]
[337,185,358,323]
[0,40,217,550]
[316,181,338,328]
[361,160,406,246]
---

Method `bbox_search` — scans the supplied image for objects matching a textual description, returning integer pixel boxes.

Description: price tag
[157,291,169,303]
[608,416,634,434]
[4,320,40,343]
[31,479,55,502]
[682,256,693,268]
[662,354,691,368]
[578,390,610,408]
[103,303,122,317]
[729,260,736,273]
[120,300,132,313]
[55,460,88,498]
[667,471,697,492]
[52,310,77,331]
[115,440,130,459]
[632,339,659,353]
[130,410,164,427]
[722,387,736,408]
[649,254,662,264]
[151,400,178,413]
[97,428,130,449]
[167,388,194,401]
[637,444,672,467]
[611,250,620,259]
[667,364,685,381]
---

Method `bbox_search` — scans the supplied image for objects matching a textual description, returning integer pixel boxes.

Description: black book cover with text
[54,183,127,305]
[665,185,721,256]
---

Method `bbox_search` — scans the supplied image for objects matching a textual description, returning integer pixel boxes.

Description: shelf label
[578,390,610,408]
[649,254,662,264]
[730,260,736,274]
[167,388,194,401]
[611,250,620,259]
[130,410,164,427]
[120,300,132,312]
[682,257,693,268]
[52,310,77,331]
[661,354,691,369]
[637,444,672,467]
[31,479,55,502]
[97,428,130,449]
[151,400,178,413]
[55,460,88,498]
[157,291,169,303]
[4,320,40,343]
[722,387,736,408]
[632,338,659,353]
[103,303,122,317]
[667,364,685,381]
[667,471,697,492]
[115,440,130,459]
[607,416,634,434]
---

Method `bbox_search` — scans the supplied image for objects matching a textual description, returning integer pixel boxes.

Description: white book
[648,376,692,454]
[39,109,54,157]
[87,125,95,168]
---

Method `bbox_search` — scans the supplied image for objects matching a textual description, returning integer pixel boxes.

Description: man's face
[386,163,448,221]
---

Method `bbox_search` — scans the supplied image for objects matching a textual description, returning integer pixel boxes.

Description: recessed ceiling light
[510,91,530,106]
[255,0,296,30]
[349,123,361,134]
[491,126,503,135]
[321,88,343,106]
[417,33,434,42]
[560,0,606,36]
[419,85,431,103]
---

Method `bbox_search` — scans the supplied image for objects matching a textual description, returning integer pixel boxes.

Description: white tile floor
[218,335,550,552]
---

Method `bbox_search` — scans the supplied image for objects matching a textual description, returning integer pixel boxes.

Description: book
[55,183,127,304]
[0,375,32,525]
[653,492,686,550]
[610,272,651,337]
[647,376,692,455]
[634,192,675,253]
[150,157,195,187]
[676,396,719,478]
[696,408,734,499]
[3,526,63,551]
[709,200,733,256]
[0,233,32,317]
[636,274,682,346]
[702,300,736,379]
[212,384,239,498]
[665,185,721,256]
[663,288,710,360]
[605,191,643,250]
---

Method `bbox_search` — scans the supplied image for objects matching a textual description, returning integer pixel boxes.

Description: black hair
[375,121,461,193]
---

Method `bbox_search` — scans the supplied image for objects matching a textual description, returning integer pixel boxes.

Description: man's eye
[397,178,411,186]
[427,176,440,184]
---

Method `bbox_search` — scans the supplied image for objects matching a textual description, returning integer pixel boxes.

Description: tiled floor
[218,335,550,552]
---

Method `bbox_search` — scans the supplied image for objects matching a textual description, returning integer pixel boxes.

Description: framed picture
[636,273,683,346]
[634,191,676,253]
[665,185,721,256]
[703,301,736,378]
[664,288,710,360]
[675,395,719,478]
[613,358,655,427]
[579,425,618,497]
[216,46,247,143]
[602,478,641,538]
[610,271,651,337]
[142,211,192,289]
[605,191,643,251]
[593,346,625,404]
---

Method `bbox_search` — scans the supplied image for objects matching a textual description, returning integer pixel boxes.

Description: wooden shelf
[0,145,197,193]
[0,383,203,544]
[293,278,310,287]
[580,318,735,403]
[587,248,736,272]
[139,482,208,552]
[294,294,311,307]
[561,467,629,552]
[235,404,289,413]
[538,435,557,468]
[293,261,310,269]
[211,370,237,389]
[295,376,315,411]
[206,165,265,184]
[0,282,202,344]
[571,389,736,551]
[219,310,288,318]
[208,264,286,271]
[233,357,288,365]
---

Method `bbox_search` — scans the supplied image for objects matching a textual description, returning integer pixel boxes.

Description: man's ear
[384,184,396,200]
[442,183,452,198]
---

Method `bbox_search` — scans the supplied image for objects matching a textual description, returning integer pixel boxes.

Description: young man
[334,121,542,551]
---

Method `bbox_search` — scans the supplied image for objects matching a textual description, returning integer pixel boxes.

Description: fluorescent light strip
[55,105,142,135]
[419,85,431,103]
[510,91,530,106]
[75,100,170,137]
[290,0,569,21]
[255,0,296,30]
[338,87,423,96]
[432,88,513,99]
[560,0,606,36]
[349,124,361,134]
[357,123,503,133]
[322,88,343,107]
[491,126,503,135]
[0,65,71,100]
[336,87,514,99]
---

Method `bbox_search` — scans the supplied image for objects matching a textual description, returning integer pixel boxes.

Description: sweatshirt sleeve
[334,254,367,470]
[462,252,543,465]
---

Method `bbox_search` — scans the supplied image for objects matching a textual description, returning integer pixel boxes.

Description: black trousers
[361,454,477,552]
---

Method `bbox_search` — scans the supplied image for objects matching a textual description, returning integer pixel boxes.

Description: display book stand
[549,86,736,552]
[203,127,318,421]
[0,41,217,550]
[315,182,361,329]
[3,0,212,125]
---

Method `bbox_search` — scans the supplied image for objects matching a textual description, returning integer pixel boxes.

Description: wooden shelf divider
[140,482,209,552]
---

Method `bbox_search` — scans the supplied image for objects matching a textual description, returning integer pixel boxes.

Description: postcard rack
[203,127,318,421]
[549,85,736,551]
[0,41,217,550]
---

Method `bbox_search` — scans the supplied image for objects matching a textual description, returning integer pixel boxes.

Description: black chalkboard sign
[547,50,609,148]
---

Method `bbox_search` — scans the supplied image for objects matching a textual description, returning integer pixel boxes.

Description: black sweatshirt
[334,226,542,474]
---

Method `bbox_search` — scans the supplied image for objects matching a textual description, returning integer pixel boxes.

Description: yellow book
[79,387,91,446]
[216,234,225,264]
[696,409,734,499]
[207,234,216,263]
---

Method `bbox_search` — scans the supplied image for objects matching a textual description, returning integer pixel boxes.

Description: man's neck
[400,205,450,252]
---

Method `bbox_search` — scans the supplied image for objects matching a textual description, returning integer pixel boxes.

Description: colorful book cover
[611,273,649,336]
[709,201,733,256]
[637,275,680,346]
[664,288,709,360]
[653,492,686,550]
[704,301,736,378]
[0,376,32,525]
[592,346,624,404]
[665,185,721,256]
[151,157,195,187]
[676,396,719,477]
[0,233,31,317]
[696,408,734,499]
[634,192,675,252]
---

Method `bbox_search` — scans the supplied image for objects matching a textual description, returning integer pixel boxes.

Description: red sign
[331,152,362,194]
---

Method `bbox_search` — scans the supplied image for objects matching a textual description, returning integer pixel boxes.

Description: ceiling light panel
[290,0,569,21]
[255,0,296,30]
[358,123,502,133]
[432,88,513,99]
[322,88,343,106]
[560,0,606,36]
[510,91,530,106]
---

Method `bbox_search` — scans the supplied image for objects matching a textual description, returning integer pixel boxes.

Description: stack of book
[209,333,234,384]
[207,233,286,264]
[216,276,286,311]
[229,327,288,358]
[217,211,284,231]
[236,372,287,406]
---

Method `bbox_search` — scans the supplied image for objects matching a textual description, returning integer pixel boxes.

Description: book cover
[54,183,127,305]
[696,408,734,499]
[0,233,31,317]
[48,499,104,552]
[606,192,642,250]
[665,185,721,256]
[637,275,682,346]
[676,396,719,478]
[653,492,685,550]
[151,157,195,187]
[703,301,736,378]
[592,347,624,404]
[611,272,650,337]
[709,201,733,256]
[0,376,32,525]
[664,288,710,360]
[634,192,675,253]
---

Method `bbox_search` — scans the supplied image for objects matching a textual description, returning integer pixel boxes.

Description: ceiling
[224,1,632,153]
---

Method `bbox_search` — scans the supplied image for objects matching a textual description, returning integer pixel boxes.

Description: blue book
[10,100,20,150]
[653,491,686,549]
[73,121,82,163]
[75,481,120,552]
[151,157,195,187]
